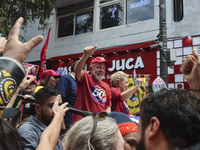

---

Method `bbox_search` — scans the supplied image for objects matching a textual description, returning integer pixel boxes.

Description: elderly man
[18,87,64,150]
[136,88,200,150]
[71,45,112,124]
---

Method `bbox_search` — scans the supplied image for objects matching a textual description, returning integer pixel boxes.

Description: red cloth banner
[39,28,51,79]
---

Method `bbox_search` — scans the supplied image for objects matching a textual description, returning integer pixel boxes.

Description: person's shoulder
[111,87,118,91]
[34,86,44,93]
[100,80,111,88]
[17,120,35,134]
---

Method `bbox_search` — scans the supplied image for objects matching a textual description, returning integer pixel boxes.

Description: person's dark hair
[71,60,78,72]
[71,60,86,72]
[0,119,25,150]
[140,88,200,149]
[34,86,61,106]
[40,76,51,86]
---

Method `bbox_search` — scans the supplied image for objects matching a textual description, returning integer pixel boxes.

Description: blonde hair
[64,116,119,150]
[110,71,129,87]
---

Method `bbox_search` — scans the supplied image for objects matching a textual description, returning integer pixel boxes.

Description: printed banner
[126,75,149,115]
[39,28,51,79]
[22,63,39,76]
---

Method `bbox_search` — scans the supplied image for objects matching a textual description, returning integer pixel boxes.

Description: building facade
[23,0,200,89]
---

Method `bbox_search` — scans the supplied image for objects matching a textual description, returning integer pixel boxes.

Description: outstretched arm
[6,66,36,108]
[120,79,143,101]
[180,49,200,99]
[0,17,43,112]
[74,45,98,81]
[36,96,68,150]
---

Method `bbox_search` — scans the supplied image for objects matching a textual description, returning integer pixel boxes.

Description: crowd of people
[1,17,200,150]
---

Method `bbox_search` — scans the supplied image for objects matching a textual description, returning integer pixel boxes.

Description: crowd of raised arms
[1,17,200,150]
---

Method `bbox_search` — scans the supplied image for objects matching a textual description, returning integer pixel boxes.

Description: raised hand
[52,95,68,119]
[3,17,43,63]
[180,49,200,89]
[136,79,144,87]
[83,45,98,58]
[0,37,7,54]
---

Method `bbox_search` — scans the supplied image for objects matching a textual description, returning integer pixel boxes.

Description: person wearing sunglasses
[136,88,200,150]
[71,45,112,124]
[64,112,124,150]
[34,69,61,93]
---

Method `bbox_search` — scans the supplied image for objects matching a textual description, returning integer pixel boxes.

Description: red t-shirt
[111,87,129,114]
[71,72,112,124]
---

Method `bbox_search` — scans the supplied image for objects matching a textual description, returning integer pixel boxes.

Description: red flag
[39,28,51,79]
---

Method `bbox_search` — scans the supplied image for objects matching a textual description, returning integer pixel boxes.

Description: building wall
[23,0,200,66]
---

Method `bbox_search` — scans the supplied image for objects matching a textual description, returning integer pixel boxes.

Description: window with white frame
[57,0,94,38]
[126,0,154,24]
[100,2,124,30]
[99,0,154,30]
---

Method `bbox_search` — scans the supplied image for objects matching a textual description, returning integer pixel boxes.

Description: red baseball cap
[89,57,112,68]
[27,75,37,84]
[41,70,61,79]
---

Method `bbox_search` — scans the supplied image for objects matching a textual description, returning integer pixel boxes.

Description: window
[58,15,74,38]
[99,0,154,30]
[100,0,115,4]
[100,2,124,30]
[76,11,93,35]
[126,0,154,24]
[173,0,183,22]
[57,0,94,38]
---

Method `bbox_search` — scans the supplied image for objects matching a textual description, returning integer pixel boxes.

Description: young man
[136,88,200,150]
[71,45,112,124]
[18,87,65,150]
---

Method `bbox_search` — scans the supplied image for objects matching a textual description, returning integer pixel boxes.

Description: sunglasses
[90,112,108,138]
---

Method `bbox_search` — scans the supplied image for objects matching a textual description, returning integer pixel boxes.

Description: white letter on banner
[126,58,134,70]
[62,67,68,75]
[108,60,116,72]
[116,59,125,71]
[135,56,145,69]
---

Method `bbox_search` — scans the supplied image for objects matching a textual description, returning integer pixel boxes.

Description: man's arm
[105,106,111,113]
[180,49,200,99]
[74,45,98,81]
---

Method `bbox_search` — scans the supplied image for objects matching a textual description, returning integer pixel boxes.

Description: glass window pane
[183,46,192,55]
[168,83,174,89]
[175,74,183,82]
[167,41,173,49]
[100,2,124,30]
[126,0,154,24]
[58,15,74,38]
[174,39,182,48]
[76,11,93,35]
[193,37,200,45]
[100,0,115,4]
[176,48,182,56]
[174,56,183,65]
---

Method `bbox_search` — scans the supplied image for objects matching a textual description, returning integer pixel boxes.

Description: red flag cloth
[39,28,51,79]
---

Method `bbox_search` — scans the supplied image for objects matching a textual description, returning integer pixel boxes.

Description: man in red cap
[71,45,112,124]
